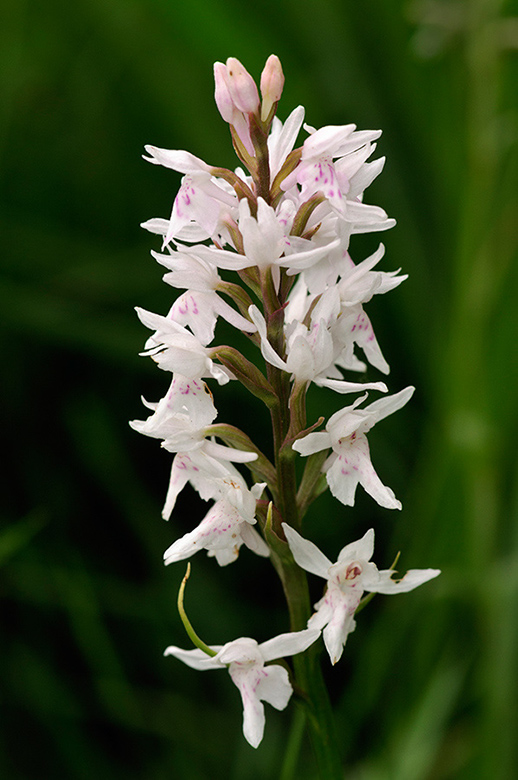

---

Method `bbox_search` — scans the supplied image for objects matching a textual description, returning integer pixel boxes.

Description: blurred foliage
[1,0,517,777]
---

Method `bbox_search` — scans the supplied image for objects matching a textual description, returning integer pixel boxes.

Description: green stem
[257,266,343,777]
[280,707,306,780]
[272,553,343,778]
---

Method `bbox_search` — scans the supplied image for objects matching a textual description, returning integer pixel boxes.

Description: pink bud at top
[225,57,260,115]
[260,55,284,121]
[214,62,236,123]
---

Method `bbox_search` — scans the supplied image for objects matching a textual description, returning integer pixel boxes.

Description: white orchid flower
[336,243,407,306]
[186,197,338,287]
[164,628,320,747]
[148,250,257,345]
[130,374,218,450]
[277,123,396,238]
[163,171,237,246]
[163,477,268,566]
[158,438,268,565]
[283,524,440,664]
[282,124,377,200]
[136,307,232,385]
[161,449,258,521]
[293,387,415,509]
[131,378,258,520]
[131,374,255,462]
[167,288,256,346]
[332,304,390,375]
[248,304,388,394]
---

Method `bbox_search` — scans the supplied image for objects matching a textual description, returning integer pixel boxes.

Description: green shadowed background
[1,0,517,777]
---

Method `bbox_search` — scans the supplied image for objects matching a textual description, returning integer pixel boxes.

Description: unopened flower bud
[260,55,284,121]
[225,57,260,115]
[214,61,235,123]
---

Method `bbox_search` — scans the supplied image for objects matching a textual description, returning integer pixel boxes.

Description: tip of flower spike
[260,55,284,122]
[225,58,261,114]
[214,62,235,123]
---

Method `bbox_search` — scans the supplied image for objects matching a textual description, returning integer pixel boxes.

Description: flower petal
[256,664,292,710]
[292,431,332,456]
[163,645,224,669]
[367,568,441,594]
[282,524,332,580]
[239,677,266,748]
[259,627,321,662]
[240,523,270,557]
[322,605,356,665]
[248,305,288,371]
[143,146,211,173]
[268,105,305,177]
[363,385,415,426]
[337,528,375,564]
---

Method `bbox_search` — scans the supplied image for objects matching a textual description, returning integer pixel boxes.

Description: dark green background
[1,0,517,777]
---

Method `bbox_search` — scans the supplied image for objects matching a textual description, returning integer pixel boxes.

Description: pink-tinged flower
[150,250,257,345]
[224,57,261,115]
[332,304,390,375]
[281,124,375,205]
[184,197,338,287]
[248,304,388,394]
[164,628,320,747]
[130,374,218,452]
[280,123,396,235]
[292,388,415,509]
[161,449,258,521]
[286,244,406,374]
[131,378,258,519]
[142,145,240,246]
[135,307,232,384]
[163,476,268,566]
[283,524,440,664]
[168,290,255,346]
[163,171,237,246]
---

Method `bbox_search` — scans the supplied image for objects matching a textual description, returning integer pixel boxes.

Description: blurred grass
[1,0,517,778]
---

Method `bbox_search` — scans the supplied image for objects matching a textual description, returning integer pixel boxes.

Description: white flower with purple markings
[283,524,440,664]
[165,628,320,747]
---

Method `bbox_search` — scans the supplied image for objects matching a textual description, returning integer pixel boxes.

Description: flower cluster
[133,55,439,749]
